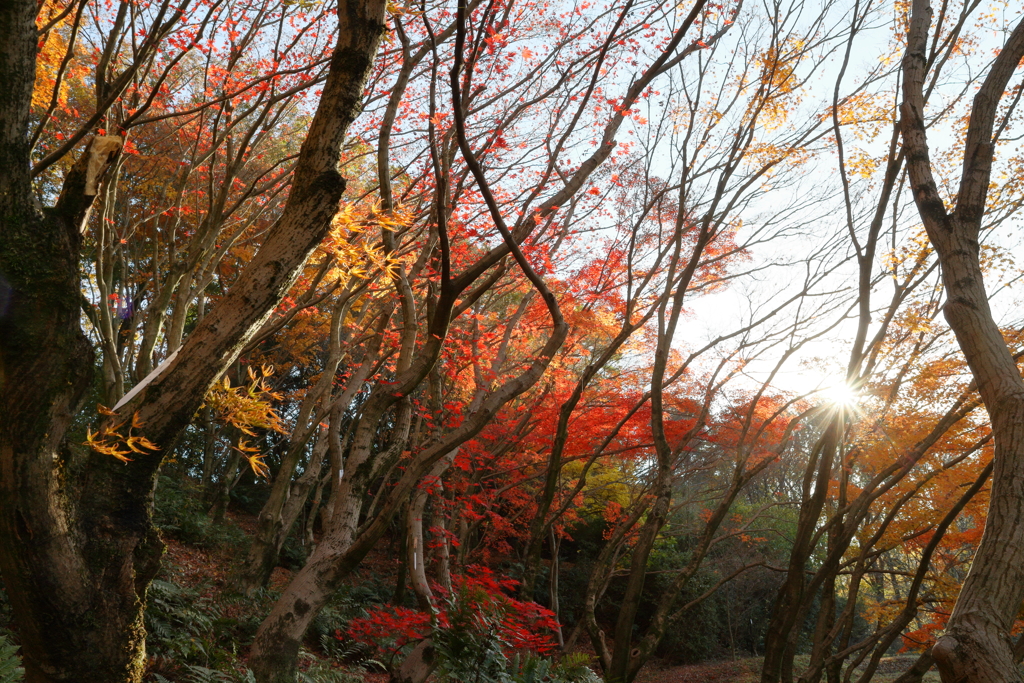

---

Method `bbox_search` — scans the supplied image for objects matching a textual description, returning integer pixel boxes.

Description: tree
[0,0,389,679]
[900,1,1024,680]
[7,0,1024,681]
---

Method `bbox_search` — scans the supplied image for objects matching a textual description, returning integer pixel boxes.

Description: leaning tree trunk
[900,4,1024,682]
[0,0,390,678]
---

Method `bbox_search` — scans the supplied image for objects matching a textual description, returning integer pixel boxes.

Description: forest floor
[158,527,942,683]
[634,656,940,683]
[0,482,953,683]
[148,492,940,683]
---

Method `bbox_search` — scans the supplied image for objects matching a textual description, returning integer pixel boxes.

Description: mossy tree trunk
[0,0,389,678]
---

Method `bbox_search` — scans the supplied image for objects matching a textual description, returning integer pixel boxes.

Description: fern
[0,634,24,683]
[184,664,236,683]
[551,654,600,683]
[319,634,377,666]
[297,665,365,683]
[146,577,221,666]
[510,653,552,683]
[0,658,22,681]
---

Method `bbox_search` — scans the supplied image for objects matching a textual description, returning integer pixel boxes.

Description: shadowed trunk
[0,0,389,678]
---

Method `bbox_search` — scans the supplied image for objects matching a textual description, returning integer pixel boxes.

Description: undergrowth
[154,475,248,550]
[146,474,381,682]
[0,634,23,683]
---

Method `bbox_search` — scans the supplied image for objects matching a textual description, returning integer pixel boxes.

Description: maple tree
[899,0,1024,680]
[4,0,1024,682]
[0,0,389,678]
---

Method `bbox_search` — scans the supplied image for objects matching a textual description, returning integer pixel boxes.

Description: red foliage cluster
[345,566,559,656]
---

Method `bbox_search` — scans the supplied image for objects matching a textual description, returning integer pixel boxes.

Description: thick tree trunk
[0,4,154,676]
[900,5,1024,682]
[0,198,161,682]
[0,0,389,679]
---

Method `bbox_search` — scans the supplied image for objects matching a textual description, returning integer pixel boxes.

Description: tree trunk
[248,323,567,682]
[607,467,672,683]
[900,5,1024,681]
[232,433,329,594]
[0,4,154,673]
[209,442,243,525]
[391,639,438,683]
[0,0,390,678]
[200,408,219,489]
[406,453,455,611]
[762,425,841,683]
[893,652,934,683]
[799,573,836,683]
[233,291,373,594]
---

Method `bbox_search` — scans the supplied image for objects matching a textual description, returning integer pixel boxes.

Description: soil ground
[633,656,940,683]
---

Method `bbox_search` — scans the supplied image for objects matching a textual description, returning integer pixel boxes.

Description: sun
[820,381,861,409]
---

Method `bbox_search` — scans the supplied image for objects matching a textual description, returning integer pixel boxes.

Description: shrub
[347,566,559,659]
[346,566,576,683]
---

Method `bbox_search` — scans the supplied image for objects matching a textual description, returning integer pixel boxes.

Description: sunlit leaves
[321,201,408,282]
[752,37,807,130]
[84,407,159,463]
[234,439,271,479]
[33,0,79,110]
[203,366,286,438]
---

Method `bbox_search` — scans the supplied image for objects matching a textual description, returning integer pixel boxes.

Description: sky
[642,0,1024,405]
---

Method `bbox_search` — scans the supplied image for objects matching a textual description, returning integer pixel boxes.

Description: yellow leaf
[247,454,270,479]
[109,450,134,464]
[134,436,159,451]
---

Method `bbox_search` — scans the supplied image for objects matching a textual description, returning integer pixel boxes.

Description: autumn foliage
[347,566,559,656]
[5,0,1024,683]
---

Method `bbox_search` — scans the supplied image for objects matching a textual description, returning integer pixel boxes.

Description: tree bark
[391,639,438,683]
[893,652,934,683]
[0,4,150,674]
[0,0,389,679]
[900,3,1024,682]
[233,291,372,594]
[231,431,330,594]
